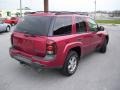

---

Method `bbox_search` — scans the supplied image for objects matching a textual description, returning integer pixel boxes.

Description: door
[86,18,102,51]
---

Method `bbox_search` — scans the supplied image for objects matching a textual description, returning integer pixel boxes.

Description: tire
[6,26,10,32]
[19,61,25,65]
[61,51,79,76]
[99,39,107,53]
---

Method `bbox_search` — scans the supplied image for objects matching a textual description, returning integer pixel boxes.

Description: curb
[98,23,120,26]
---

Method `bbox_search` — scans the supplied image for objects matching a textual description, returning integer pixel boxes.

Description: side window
[87,18,98,32]
[53,16,72,35]
[75,17,86,33]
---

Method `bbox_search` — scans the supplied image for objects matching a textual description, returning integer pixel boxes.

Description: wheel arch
[69,46,81,59]
[7,25,10,28]
[63,45,82,63]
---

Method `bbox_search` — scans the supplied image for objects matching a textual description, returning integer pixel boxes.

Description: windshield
[15,15,53,36]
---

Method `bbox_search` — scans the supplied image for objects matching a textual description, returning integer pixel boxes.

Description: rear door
[74,16,93,56]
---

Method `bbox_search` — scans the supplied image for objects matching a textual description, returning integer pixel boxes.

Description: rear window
[15,16,53,36]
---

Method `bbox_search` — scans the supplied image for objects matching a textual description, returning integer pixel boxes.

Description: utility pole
[20,0,22,17]
[44,0,49,12]
[94,0,96,20]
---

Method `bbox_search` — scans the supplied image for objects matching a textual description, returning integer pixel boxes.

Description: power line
[20,0,22,17]
[94,0,96,19]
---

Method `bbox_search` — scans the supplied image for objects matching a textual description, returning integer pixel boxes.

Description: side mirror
[98,26,104,31]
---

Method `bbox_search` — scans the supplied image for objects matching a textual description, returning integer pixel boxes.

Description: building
[0,8,32,18]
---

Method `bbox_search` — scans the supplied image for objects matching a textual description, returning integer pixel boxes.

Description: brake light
[46,40,57,55]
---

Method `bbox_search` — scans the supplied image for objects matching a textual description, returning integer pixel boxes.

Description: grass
[96,20,120,24]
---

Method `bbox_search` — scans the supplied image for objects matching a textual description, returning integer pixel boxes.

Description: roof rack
[36,11,88,16]
[24,11,36,15]
[55,11,88,16]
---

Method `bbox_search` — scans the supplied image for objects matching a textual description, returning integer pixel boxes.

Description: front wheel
[61,51,79,76]
[99,39,108,53]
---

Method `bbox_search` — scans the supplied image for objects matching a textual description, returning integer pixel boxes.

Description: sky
[0,0,120,12]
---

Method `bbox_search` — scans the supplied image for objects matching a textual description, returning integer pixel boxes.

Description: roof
[27,11,89,17]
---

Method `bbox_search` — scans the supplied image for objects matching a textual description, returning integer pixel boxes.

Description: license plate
[14,55,32,64]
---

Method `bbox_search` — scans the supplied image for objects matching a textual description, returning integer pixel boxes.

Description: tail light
[46,40,57,55]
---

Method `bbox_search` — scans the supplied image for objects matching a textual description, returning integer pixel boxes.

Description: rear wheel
[19,61,25,65]
[61,51,79,76]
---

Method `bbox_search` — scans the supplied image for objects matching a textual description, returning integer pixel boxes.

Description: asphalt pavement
[0,25,120,90]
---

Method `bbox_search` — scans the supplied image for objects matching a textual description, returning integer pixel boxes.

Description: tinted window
[15,16,53,36]
[11,17,16,20]
[53,16,72,35]
[75,17,86,33]
[87,18,98,32]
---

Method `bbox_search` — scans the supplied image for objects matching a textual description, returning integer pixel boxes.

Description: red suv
[9,12,109,76]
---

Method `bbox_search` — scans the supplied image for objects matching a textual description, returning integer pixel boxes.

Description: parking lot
[0,25,120,90]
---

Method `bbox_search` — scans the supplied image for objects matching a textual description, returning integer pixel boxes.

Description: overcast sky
[0,0,120,11]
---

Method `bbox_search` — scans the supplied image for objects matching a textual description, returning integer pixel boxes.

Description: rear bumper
[9,47,62,69]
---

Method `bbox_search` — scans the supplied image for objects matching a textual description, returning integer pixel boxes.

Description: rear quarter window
[53,16,72,36]
[75,17,87,33]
